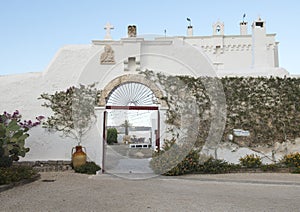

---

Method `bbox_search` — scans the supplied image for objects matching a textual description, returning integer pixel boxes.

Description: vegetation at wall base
[260,163,281,172]
[280,152,300,168]
[150,139,200,176]
[0,165,37,185]
[0,110,43,168]
[150,139,300,176]
[197,158,241,174]
[73,161,101,175]
[291,167,300,174]
[239,154,262,168]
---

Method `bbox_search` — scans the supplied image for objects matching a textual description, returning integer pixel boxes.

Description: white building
[0,17,289,166]
[173,17,287,76]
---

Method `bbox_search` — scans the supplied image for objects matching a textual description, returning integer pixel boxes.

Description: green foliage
[221,76,300,145]
[150,139,241,175]
[0,156,13,168]
[0,118,28,167]
[39,84,99,145]
[260,163,280,172]
[141,70,214,147]
[291,167,300,174]
[239,154,262,168]
[0,111,42,167]
[0,166,37,185]
[281,152,300,168]
[198,158,240,174]
[74,161,101,175]
[150,139,200,176]
[141,71,300,147]
[107,128,118,145]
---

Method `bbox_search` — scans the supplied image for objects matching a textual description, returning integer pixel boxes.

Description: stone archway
[98,74,167,107]
[98,74,168,174]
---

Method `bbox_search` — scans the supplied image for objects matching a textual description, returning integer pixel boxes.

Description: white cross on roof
[104,22,114,40]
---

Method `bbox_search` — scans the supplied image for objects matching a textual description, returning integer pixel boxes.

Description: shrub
[260,163,280,172]
[0,156,13,168]
[291,167,300,174]
[281,152,300,168]
[239,154,262,168]
[150,139,200,176]
[107,128,118,145]
[0,166,37,185]
[0,111,43,167]
[198,158,240,174]
[74,161,101,175]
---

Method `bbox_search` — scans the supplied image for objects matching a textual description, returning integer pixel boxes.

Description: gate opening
[101,82,161,174]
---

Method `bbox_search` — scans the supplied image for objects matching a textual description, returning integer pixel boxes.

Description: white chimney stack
[240,21,248,35]
[187,25,193,36]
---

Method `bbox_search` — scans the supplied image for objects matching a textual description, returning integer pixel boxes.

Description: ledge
[0,173,40,193]
[16,161,72,172]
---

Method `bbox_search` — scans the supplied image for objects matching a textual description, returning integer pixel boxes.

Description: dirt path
[1,172,300,211]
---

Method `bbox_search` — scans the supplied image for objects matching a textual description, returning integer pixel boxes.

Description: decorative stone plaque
[100,44,115,64]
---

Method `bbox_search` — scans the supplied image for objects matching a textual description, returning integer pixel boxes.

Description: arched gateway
[97,74,167,173]
[98,74,167,107]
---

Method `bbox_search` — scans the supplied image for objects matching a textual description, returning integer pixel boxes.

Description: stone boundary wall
[15,161,72,172]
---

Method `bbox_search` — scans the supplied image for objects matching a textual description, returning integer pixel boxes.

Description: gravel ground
[1,172,300,212]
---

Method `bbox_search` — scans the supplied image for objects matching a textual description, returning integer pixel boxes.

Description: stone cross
[104,22,114,40]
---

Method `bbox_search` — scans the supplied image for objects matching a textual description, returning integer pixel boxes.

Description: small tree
[39,84,98,145]
[107,128,118,145]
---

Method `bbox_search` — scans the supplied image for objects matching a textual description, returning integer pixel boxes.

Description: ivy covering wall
[222,76,300,146]
[141,71,300,147]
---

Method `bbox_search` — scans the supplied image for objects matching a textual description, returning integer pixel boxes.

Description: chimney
[240,21,248,35]
[187,25,193,36]
[128,25,137,38]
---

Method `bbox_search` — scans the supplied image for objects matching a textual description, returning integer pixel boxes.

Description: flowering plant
[281,152,300,168]
[239,154,262,168]
[0,110,44,167]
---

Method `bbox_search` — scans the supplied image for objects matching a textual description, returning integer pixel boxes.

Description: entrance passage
[101,82,161,175]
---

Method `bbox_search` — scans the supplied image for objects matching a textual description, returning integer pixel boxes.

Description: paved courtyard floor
[1,172,300,212]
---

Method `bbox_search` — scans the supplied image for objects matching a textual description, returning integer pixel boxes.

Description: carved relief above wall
[100,44,116,64]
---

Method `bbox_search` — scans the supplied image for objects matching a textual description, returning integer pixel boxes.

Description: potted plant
[39,84,98,168]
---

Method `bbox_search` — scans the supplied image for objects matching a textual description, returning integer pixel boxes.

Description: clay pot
[72,146,87,168]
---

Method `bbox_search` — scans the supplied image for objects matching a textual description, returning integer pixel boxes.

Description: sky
[0,0,300,75]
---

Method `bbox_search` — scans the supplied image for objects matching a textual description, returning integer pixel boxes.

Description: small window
[255,22,264,28]
[216,25,221,33]
[127,57,136,72]
[215,45,221,54]
[143,145,147,148]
